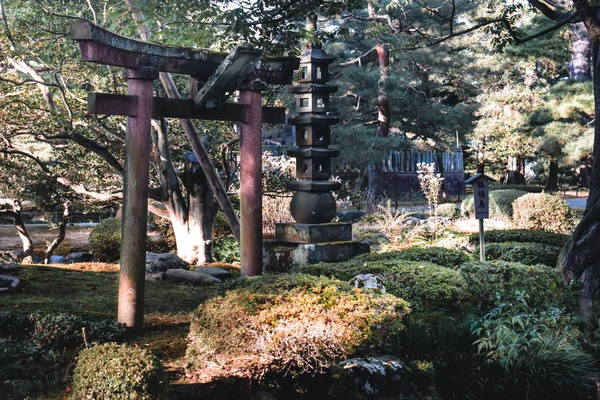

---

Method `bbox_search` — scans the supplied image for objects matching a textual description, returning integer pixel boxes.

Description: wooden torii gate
[69,21,298,330]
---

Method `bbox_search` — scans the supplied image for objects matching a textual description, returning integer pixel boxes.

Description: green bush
[436,203,460,220]
[356,247,472,269]
[467,300,596,399]
[185,274,409,382]
[458,261,563,309]
[212,237,241,264]
[489,184,543,193]
[475,242,561,267]
[89,218,122,262]
[512,193,574,234]
[0,312,125,392]
[468,229,569,248]
[301,259,468,309]
[72,343,167,400]
[461,190,527,218]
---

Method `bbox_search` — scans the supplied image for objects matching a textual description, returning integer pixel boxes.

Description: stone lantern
[287,45,340,224]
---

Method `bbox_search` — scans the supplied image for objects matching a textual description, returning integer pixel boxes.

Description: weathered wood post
[239,82,264,277]
[118,67,158,330]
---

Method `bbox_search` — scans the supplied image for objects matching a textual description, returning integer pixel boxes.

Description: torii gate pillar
[118,67,158,330]
[239,82,264,277]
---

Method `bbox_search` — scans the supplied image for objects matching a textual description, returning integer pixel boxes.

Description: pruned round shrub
[461,190,527,218]
[301,259,468,309]
[458,260,563,309]
[185,274,409,383]
[512,193,574,234]
[437,203,460,220]
[72,343,167,400]
[88,218,121,262]
[467,229,569,248]
[356,247,472,269]
[475,242,561,267]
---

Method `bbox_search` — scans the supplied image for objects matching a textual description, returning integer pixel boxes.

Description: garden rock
[192,266,233,280]
[145,272,166,281]
[6,250,24,263]
[49,255,66,264]
[146,252,189,273]
[165,269,221,286]
[0,274,20,292]
[336,355,405,397]
[0,263,18,273]
[66,252,93,263]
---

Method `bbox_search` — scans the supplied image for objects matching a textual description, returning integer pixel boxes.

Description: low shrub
[72,343,167,400]
[301,259,468,309]
[0,312,125,392]
[88,218,121,262]
[461,190,527,218]
[467,299,595,399]
[212,237,241,264]
[468,229,569,248]
[476,242,561,267]
[185,274,409,382]
[436,203,460,220]
[458,261,563,309]
[337,210,366,223]
[489,184,543,193]
[512,193,574,234]
[356,247,472,269]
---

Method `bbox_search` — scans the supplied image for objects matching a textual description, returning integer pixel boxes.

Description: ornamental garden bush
[436,203,461,220]
[301,259,468,309]
[0,312,125,393]
[475,242,561,267]
[72,343,167,400]
[458,260,563,309]
[512,193,574,234]
[185,274,409,383]
[355,247,472,269]
[468,229,569,248]
[88,218,122,262]
[489,184,543,193]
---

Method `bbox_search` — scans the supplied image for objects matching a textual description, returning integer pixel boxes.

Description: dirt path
[0,224,93,252]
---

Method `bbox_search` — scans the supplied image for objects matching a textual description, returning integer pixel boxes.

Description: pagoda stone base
[263,240,370,273]
[275,222,352,244]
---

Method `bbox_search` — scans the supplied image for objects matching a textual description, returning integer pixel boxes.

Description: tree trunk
[545,158,559,192]
[558,14,600,328]
[0,200,34,263]
[44,202,70,264]
[506,155,526,184]
[375,45,390,138]
[570,22,592,81]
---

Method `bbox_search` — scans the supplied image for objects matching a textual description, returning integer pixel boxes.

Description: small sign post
[465,173,496,261]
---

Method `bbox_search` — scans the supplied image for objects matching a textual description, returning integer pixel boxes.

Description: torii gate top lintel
[69,20,299,85]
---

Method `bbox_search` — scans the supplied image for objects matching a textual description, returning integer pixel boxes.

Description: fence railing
[382,149,464,173]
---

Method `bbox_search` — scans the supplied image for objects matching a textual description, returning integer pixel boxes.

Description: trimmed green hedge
[355,247,472,269]
[468,229,569,248]
[458,260,563,309]
[461,189,527,218]
[489,184,543,193]
[185,274,409,382]
[89,218,122,262]
[72,343,167,400]
[437,203,461,220]
[475,242,561,267]
[301,259,468,309]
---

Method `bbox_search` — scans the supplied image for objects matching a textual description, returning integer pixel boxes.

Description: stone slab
[275,222,352,244]
[263,240,370,273]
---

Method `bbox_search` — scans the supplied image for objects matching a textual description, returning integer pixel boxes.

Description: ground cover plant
[467,229,569,248]
[185,274,410,385]
[475,241,561,267]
